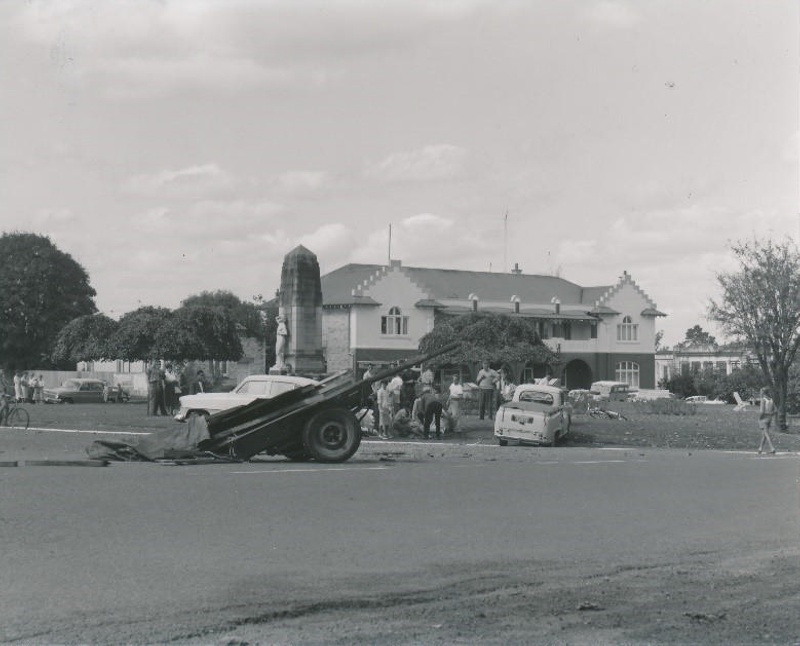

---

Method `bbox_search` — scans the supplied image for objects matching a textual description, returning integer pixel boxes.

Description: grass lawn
[12,398,800,453]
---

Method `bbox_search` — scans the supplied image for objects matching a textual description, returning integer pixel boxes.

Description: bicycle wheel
[8,407,29,430]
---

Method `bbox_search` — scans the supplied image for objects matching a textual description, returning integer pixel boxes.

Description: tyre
[8,408,29,430]
[302,407,361,463]
[498,438,508,446]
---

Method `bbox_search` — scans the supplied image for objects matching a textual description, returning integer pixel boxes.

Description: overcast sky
[1,0,797,347]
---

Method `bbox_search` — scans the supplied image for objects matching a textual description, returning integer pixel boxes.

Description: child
[377,379,393,439]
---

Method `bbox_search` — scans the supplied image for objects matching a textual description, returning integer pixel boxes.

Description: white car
[174,374,318,421]
[494,384,572,447]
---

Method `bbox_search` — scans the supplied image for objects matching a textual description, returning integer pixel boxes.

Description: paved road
[1,431,798,643]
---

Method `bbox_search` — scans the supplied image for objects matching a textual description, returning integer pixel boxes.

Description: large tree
[51,314,118,364]
[153,306,243,361]
[181,290,264,338]
[418,312,558,377]
[0,232,97,370]
[107,306,173,362]
[708,237,800,430]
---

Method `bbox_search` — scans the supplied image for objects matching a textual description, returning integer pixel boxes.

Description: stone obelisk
[271,245,325,376]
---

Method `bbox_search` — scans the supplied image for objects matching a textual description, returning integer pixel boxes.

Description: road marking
[229,466,393,474]
[18,427,150,436]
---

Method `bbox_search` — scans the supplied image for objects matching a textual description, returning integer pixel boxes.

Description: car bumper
[494,426,553,445]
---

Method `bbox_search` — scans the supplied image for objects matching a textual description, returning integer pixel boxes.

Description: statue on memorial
[274,315,288,370]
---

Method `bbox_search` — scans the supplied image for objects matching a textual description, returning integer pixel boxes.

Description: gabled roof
[320,263,663,316]
[321,263,614,306]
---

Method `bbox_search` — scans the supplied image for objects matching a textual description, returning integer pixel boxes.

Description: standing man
[147,360,165,416]
[476,360,499,421]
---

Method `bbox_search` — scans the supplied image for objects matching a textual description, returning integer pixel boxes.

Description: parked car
[43,378,129,404]
[685,395,726,405]
[494,383,572,447]
[589,380,633,402]
[174,374,319,421]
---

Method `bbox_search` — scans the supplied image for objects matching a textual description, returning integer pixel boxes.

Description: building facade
[320,260,665,389]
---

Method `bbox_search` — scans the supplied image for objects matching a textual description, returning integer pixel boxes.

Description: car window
[518,390,555,405]
[236,380,271,396]
[270,382,298,397]
[63,380,80,389]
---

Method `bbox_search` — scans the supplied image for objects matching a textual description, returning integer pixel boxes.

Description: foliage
[181,290,264,338]
[418,312,558,369]
[660,373,697,399]
[0,232,97,370]
[51,314,118,364]
[108,307,173,361]
[675,325,718,350]
[654,329,664,351]
[155,306,243,361]
[708,237,800,429]
[661,363,764,404]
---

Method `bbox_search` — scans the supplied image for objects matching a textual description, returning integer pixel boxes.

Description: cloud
[298,223,351,255]
[272,171,332,194]
[123,163,235,197]
[364,145,468,182]
[581,1,641,29]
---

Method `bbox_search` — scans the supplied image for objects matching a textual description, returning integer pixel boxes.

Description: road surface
[1,431,799,644]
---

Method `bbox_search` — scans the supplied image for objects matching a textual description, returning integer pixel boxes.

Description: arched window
[616,315,638,341]
[615,361,640,388]
[381,306,408,336]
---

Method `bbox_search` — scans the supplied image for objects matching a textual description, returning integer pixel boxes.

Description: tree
[107,306,173,361]
[181,290,264,338]
[676,325,718,349]
[655,330,665,351]
[51,314,118,364]
[0,232,97,370]
[708,237,800,430]
[418,312,558,377]
[153,306,243,361]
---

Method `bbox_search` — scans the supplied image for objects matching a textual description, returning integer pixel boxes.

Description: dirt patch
[174,549,800,645]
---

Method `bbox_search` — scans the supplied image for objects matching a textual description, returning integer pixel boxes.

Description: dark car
[43,378,129,404]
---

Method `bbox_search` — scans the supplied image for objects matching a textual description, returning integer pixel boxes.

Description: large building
[320,260,665,389]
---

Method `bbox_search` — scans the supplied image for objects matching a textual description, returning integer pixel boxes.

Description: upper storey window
[381,306,408,336]
[617,315,638,341]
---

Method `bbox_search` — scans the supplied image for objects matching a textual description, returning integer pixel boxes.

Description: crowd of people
[361,361,517,441]
[1,371,46,404]
[146,361,208,416]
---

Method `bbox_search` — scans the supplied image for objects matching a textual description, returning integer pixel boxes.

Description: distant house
[321,260,665,390]
[655,342,755,386]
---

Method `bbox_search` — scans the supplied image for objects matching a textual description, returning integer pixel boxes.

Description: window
[616,315,638,341]
[615,361,640,388]
[381,306,408,336]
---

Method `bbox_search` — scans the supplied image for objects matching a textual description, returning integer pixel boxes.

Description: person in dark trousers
[476,360,499,420]
[420,387,444,439]
[147,360,167,416]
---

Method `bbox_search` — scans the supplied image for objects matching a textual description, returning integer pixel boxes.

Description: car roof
[515,384,563,395]
[240,375,319,385]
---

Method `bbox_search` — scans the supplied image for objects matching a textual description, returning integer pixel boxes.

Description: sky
[1,0,797,347]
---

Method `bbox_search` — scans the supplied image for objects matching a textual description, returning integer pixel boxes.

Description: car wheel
[63,398,73,404]
[302,407,361,463]
[498,438,508,446]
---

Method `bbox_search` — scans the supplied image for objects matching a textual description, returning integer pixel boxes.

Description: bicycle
[1,395,30,430]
